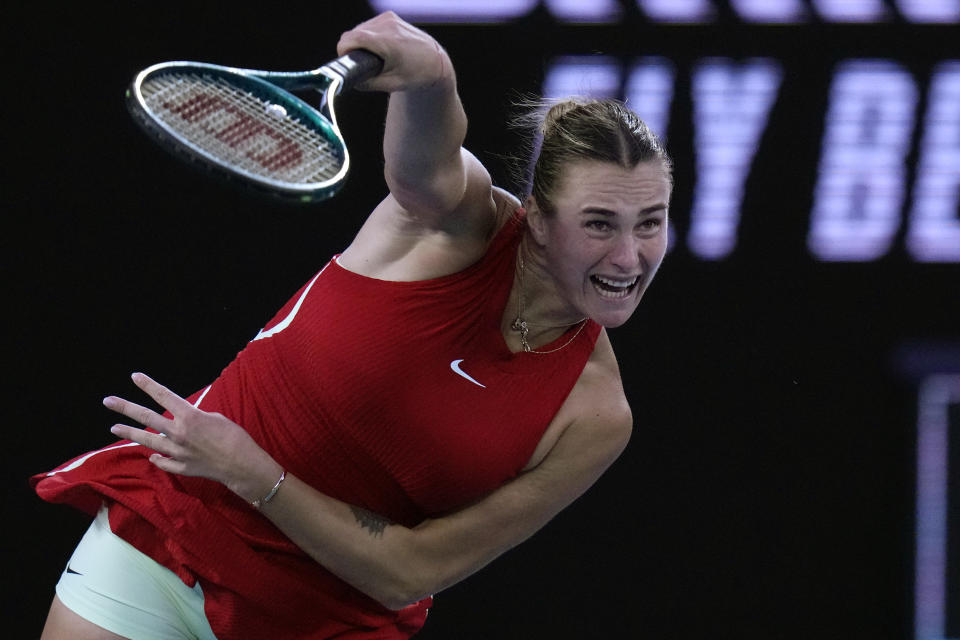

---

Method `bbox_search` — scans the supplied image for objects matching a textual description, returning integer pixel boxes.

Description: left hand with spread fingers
[104,373,283,504]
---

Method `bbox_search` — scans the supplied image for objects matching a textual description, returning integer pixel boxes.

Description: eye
[585,219,613,232]
[638,218,663,233]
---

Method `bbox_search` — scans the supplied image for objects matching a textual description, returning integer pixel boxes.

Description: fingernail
[110,425,121,435]
[103,396,115,407]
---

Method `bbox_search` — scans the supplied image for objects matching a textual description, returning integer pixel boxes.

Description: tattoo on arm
[351,506,393,538]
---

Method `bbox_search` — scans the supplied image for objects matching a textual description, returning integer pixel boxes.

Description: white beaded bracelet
[252,470,286,509]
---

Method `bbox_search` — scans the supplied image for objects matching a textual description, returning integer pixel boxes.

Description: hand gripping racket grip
[327,49,384,93]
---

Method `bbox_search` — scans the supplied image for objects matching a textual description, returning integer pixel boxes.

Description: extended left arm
[106,364,631,610]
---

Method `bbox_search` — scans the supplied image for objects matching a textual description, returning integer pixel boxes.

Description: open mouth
[590,275,639,299]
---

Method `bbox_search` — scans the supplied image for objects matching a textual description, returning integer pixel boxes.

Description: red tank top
[32,211,601,639]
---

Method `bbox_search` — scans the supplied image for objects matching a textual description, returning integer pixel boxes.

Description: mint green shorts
[56,506,218,640]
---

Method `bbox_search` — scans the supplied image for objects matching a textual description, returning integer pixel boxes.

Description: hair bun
[541,98,586,136]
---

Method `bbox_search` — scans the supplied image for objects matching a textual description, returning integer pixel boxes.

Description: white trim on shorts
[56,506,218,640]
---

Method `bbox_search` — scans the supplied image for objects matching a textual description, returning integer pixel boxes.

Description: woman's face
[532,159,671,328]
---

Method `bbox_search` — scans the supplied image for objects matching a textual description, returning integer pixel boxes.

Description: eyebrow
[581,204,669,216]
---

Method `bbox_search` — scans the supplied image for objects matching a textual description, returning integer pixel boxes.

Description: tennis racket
[125,50,383,203]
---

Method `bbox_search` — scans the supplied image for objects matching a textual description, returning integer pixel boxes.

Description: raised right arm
[335,12,501,281]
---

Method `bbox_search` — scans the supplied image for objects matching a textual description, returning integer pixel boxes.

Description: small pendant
[510,317,531,351]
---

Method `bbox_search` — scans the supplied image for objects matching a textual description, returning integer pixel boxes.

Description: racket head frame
[125,53,379,203]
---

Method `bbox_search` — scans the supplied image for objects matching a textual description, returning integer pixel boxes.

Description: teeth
[591,275,640,299]
[593,275,638,288]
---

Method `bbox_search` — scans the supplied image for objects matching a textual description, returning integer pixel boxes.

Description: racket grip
[333,49,385,93]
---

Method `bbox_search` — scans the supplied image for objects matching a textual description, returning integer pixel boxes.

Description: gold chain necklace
[510,248,588,354]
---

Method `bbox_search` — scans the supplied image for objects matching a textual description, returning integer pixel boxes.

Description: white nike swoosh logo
[450,359,486,388]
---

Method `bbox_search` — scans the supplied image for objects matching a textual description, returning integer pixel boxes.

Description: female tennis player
[35,11,672,640]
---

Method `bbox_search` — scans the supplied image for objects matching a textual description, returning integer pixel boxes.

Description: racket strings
[140,73,343,185]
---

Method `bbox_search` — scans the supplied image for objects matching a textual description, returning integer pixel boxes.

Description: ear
[524,195,550,246]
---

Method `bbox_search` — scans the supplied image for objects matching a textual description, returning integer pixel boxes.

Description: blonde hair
[512,97,673,215]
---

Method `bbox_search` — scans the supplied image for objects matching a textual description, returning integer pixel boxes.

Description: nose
[609,233,642,272]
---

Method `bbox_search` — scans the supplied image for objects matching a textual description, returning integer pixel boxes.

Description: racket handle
[331,49,384,93]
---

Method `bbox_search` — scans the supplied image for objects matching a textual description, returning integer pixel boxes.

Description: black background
[6,2,959,638]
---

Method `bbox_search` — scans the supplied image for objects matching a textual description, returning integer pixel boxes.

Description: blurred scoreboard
[371,0,960,263]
